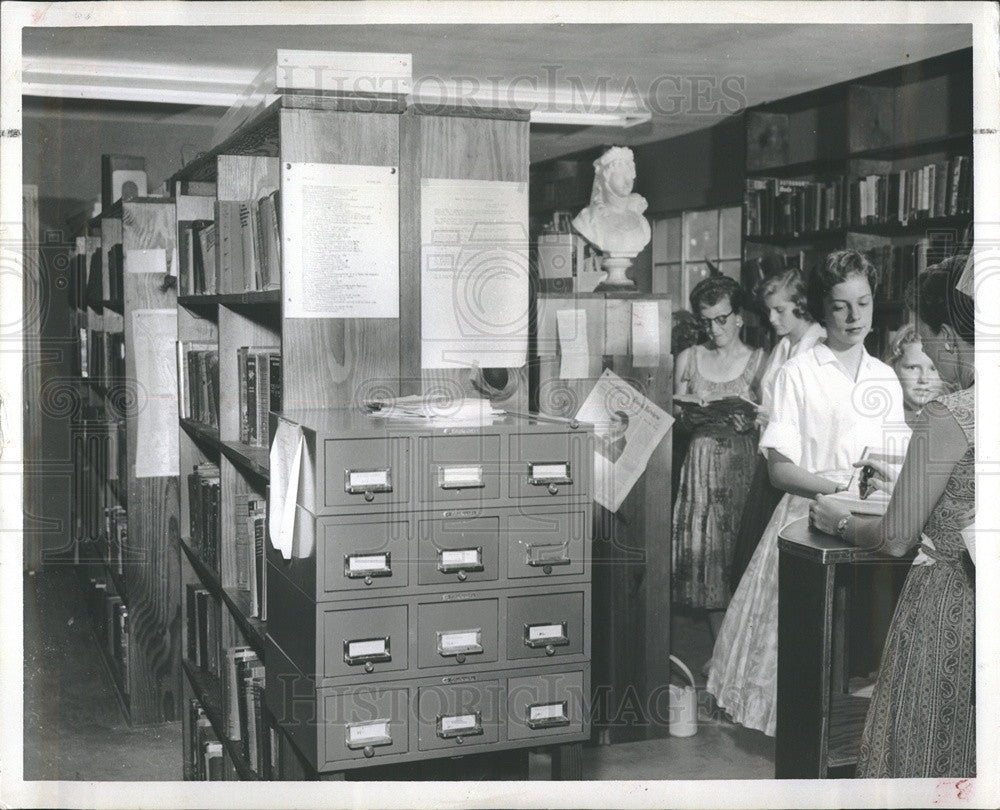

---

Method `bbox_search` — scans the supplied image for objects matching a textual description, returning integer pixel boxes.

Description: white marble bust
[571,146,651,258]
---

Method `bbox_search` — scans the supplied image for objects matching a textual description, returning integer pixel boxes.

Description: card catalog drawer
[322,604,408,678]
[417,434,501,506]
[506,592,585,660]
[507,670,585,741]
[508,432,589,501]
[416,681,502,751]
[322,518,409,594]
[506,507,587,580]
[323,686,410,764]
[324,437,408,510]
[417,598,499,669]
[416,514,499,586]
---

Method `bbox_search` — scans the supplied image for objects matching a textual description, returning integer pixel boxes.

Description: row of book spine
[188,463,221,573]
[188,700,224,780]
[745,155,971,237]
[81,330,124,382]
[864,240,929,303]
[233,480,268,620]
[179,191,281,296]
[87,578,130,695]
[237,346,281,447]
[223,646,275,776]
[177,343,220,427]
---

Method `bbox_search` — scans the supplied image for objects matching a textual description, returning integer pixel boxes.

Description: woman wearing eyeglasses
[671,275,764,633]
[705,250,909,737]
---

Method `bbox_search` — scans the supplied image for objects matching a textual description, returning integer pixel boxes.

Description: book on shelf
[238,656,265,766]
[245,667,267,771]
[177,342,219,426]
[216,192,281,294]
[79,327,88,377]
[188,462,221,570]
[189,700,213,779]
[114,601,130,690]
[237,346,281,446]
[186,584,209,664]
[204,740,224,781]
[248,496,267,620]
[224,646,257,740]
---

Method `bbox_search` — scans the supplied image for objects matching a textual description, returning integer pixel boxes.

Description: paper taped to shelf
[131,309,179,478]
[269,418,306,559]
[556,308,589,379]
[631,300,661,367]
[124,248,167,275]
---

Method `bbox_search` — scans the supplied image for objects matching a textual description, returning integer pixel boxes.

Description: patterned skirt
[671,428,757,610]
[856,559,976,778]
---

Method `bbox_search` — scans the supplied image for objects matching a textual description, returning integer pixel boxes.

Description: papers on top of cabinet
[365,394,504,423]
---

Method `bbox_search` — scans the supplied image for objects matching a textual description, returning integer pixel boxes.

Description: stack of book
[188,462,221,571]
[223,646,270,774]
[237,346,281,447]
[188,700,224,780]
[232,485,267,619]
[216,192,281,293]
[177,342,220,427]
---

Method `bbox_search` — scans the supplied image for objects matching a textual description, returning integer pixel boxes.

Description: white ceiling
[22,23,972,162]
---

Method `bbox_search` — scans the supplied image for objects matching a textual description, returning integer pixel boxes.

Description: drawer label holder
[526,543,571,567]
[436,712,483,739]
[437,628,484,657]
[527,700,570,730]
[344,636,392,665]
[344,552,392,579]
[527,461,572,486]
[524,621,569,648]
[437,465,485,490]
[344,468,393,496]
[345,719,393,749]
[438,546,484,574]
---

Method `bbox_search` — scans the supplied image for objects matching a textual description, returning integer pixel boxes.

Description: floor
[22,568,774,782]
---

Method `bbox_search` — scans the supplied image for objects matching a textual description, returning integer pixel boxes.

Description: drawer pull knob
[364,661,375,673]
[457,570,467,582]
[363,746,375,758]
[543,564,553,575]
[364,491,375,502]
[364,575,373,586]
[455,736,464,745]
[545,644,556,656]
[456,653,466,664]
[547,483,559,495]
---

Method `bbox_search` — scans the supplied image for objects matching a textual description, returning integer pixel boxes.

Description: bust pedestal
[594,255,635,290]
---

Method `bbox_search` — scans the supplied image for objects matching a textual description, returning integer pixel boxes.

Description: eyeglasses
[698,310,734,329]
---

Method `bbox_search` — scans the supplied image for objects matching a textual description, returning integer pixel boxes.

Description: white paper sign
[283,162,399,318]
[269,418,304,560]
[131,309,179,478]
[124,248,167,275]
[556,308,589,379]
[420,178,528,369]
[631,301,661,367]
[576,368,674,512]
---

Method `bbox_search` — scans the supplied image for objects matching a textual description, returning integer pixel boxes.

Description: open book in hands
[827,448,906,516]
[673,393,759,413]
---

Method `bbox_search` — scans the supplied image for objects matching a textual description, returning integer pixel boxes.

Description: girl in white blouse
[706,250,910,737]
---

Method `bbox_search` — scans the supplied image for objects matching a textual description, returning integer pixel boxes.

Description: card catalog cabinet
[265,409,593,771]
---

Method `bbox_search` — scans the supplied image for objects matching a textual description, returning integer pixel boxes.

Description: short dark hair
[757,268,812,322]
[806,250,880,323]
[906,255,974,346]
[690,275,746,316]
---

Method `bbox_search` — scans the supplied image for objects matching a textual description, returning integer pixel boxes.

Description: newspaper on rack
[366,394,504,423]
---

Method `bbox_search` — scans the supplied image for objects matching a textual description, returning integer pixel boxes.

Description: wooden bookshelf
[742,48,973,358]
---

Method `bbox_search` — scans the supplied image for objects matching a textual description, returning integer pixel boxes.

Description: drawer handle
[438,547,484,575]
[344,636,392,667]
[437,628,483,658]
[527,701,570,730]
[344,552,392,580]
[436,712,483,740]
[345,719,392,750]
[527,461,572,487]
[344,468,393,496]
[526,543,571,569]
[437,465,485,490]
[524,621,569,649]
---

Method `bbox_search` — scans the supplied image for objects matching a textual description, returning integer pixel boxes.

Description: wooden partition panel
[279,106,402,410]
[121,199,182,723]
[534,292,673,742]
[399,107,530,407]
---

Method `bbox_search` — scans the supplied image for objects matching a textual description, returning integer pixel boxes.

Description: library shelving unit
[742,47,973,357]
[70,187,183,727]
[167,76,593,779]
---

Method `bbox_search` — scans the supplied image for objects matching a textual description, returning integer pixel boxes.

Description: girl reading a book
[811,256,975,777]
[706,249,909,737]
[671,275,764,630]
[729,267,826,590]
